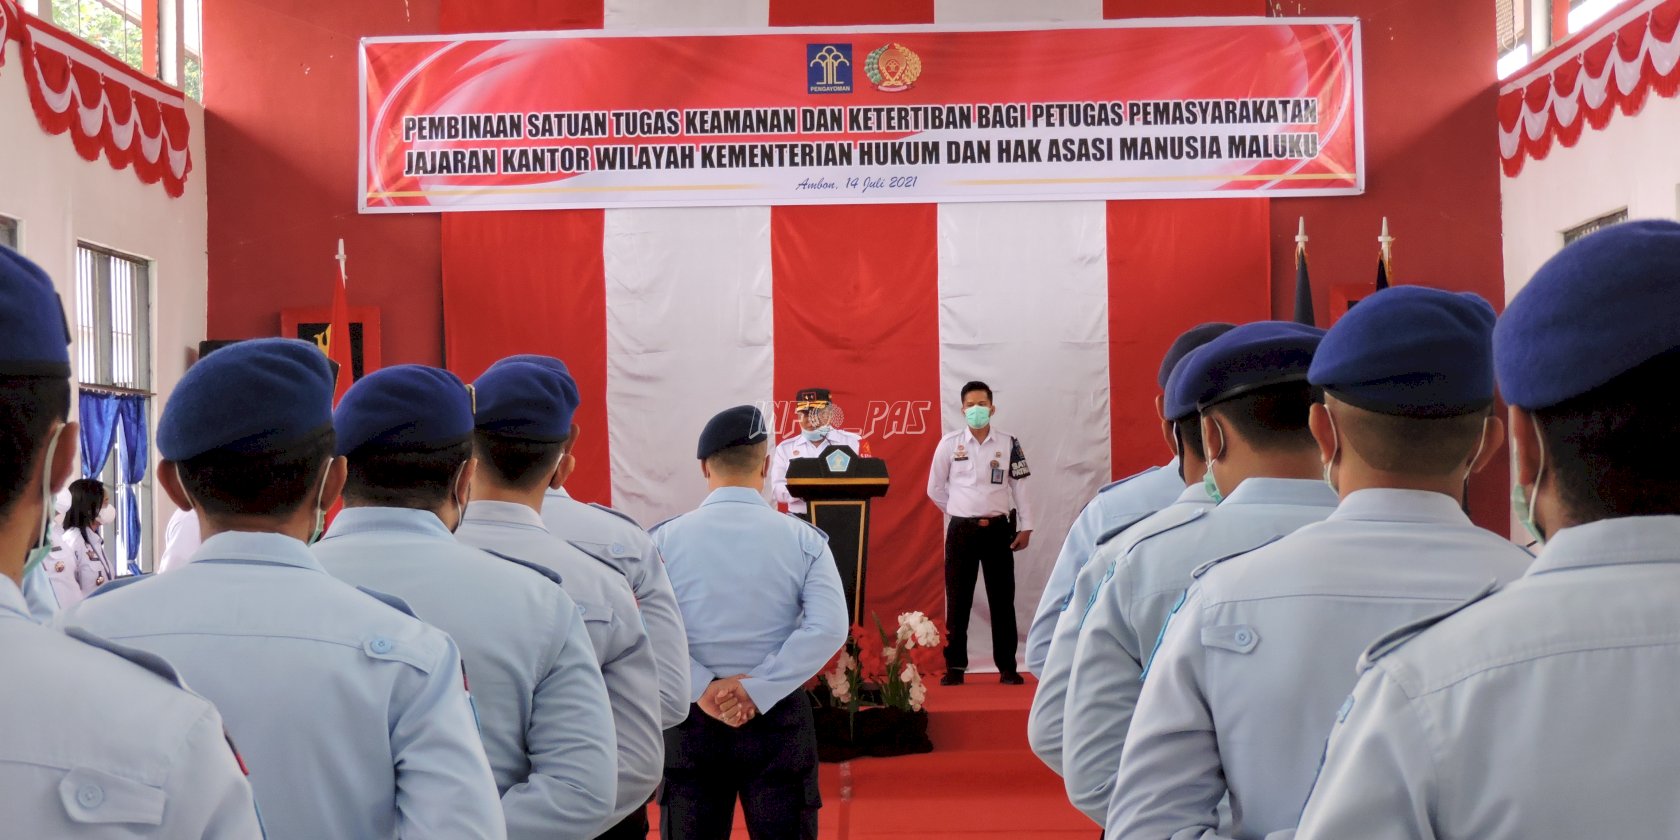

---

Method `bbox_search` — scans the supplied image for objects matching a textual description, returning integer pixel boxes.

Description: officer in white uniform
[769,387,864,518]
[651,404,849,840]
[1062,322,1338,824]
[315,364,619,839]
[0,245,262,837]
[61,338,504,840]
[1026,323,1234,675]
[157,505,200,572]
[1294,220,1680,839]
[1029,336,1223,775]
[1111,288,1534,839]
[455,355,663,838]
[927,380,1034,684]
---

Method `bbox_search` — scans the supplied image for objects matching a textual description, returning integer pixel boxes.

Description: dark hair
[1335,403,1488,476]
[1206,382,1317,453]
[63,478,106,533]
[1173,415,1207,462]
[175,427,336,519]
[706,440,768,475]
[472,430,567,489]
[0,376,70,518]
[961,381,993,402]
[1534,352,1680,522]
[343,441,471,510]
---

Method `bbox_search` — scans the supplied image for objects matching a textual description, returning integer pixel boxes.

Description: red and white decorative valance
[1499,0,1680,177]
[0,0,192,197]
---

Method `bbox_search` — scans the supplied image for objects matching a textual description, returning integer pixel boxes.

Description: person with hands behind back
[651,405,848,840]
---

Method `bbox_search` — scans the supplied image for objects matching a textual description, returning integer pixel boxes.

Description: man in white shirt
[769,388,863,518]
[157,505,199,572]
[926,380,1033,685]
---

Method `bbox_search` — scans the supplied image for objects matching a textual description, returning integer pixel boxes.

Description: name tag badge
[954,444,969,462]
[990,460,1005,484]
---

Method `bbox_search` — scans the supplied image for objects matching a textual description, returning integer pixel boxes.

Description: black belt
[953,514,1010,527]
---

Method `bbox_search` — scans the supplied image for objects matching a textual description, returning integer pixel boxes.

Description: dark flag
[1376,255,1390,290]
[1293,219,1315,326]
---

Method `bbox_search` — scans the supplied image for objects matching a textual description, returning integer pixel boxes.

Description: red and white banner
[0,0,193,197]
[362,19,1363,211]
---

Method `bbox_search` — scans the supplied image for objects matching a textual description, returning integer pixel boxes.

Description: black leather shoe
[939,670,964,686]
[999,672,1025,685]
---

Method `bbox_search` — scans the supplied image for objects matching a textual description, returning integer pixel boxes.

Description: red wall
[204,0,1508,526]
[204,0,446,367]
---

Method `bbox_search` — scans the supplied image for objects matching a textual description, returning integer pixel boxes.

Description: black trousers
[943,515,1019,674]
[594,802,649,840]
[660,693,820,840]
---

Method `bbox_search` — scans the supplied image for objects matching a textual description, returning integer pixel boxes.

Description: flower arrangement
[816,610,944,715]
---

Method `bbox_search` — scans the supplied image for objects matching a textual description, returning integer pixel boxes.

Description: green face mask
[21,427,64,580]
[1201,468,1224,505]
[964,405,990,429]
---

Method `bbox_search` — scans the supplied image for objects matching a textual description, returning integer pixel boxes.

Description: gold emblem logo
[865,43,922,92]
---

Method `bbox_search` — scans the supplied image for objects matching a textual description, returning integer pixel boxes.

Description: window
[1569,0,1620,34]
[0,216,17,249]
[1563,209,1628,245]
[52,0,148,74]
[74,244,154,573]
[181,0,202,102]
[1495,0,1531,79]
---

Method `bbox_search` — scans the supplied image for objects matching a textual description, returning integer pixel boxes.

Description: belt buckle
[978,517,991,527]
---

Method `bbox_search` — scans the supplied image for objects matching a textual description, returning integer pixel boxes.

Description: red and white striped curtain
[440,0,1270,669]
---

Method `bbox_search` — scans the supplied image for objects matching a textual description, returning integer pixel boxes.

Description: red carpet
[650,675,1098,838]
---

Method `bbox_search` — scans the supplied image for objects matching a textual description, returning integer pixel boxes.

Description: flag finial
[335,238,348,283]
[1296,217,1308,249]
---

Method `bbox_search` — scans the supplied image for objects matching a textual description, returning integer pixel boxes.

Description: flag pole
[336,238,348,284]
[1378,217,1393,268]
[1292,217,1316,326]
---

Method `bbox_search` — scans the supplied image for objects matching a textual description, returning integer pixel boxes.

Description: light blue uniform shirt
[650,486,849,712]
[542,487,691,728]
[456,500,662,825]
[60,531,503,840]
[1294,515,1680,840]
[1,574,263,838]
[1110,489,1533,840]
[1063,477,1338,824]
[1028,482,1212,775]
[1026,461,1184,674]
[315,507,618,840]
[21,562,59,621]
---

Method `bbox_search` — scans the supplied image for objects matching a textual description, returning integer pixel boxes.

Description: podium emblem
[864,43,922,92]
[826,449,853,473]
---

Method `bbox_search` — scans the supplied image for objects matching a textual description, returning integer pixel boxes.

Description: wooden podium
[785,445,889,625]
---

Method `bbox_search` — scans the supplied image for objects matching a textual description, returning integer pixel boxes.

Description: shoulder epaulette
[1358,580,1501,670]
[484,550,564,586]
[647,514,684,535]
[1093,511,1157,549]
[84,573,151,600]
[1122,507,1208,555]
[1097,465,1160,494]
[588,502,644,529]
[63,626,185,688]
[1192,534,1285,580]
[785,512,829,538]
[356,585,418,618]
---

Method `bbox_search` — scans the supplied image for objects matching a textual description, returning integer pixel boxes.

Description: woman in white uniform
[56,478,114,603]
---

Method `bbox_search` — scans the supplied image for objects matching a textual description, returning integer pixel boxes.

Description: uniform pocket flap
[59,766,165,825]
[1201,624,1260,654]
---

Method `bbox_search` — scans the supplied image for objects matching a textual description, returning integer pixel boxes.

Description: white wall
[1500,92,1680,300]
[0,38,208,565]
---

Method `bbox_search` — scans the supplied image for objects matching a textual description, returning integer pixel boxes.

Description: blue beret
[472,355,579,442]
[158,338,334,461]
[1496,219,1680,409]
[1310,286,1496,418]
[1173,321,1325,411]
[1157,322,1237,389]
[0,247,71,377]
[1162,347,1207,420]
[697,404,769,459]
[334,365,474,456]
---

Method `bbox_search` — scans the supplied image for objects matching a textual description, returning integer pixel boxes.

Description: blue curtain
[77,391,150,573]
[116,395,148,573]
[79,391,120,478]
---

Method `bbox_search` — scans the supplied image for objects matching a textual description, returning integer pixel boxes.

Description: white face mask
[1321,407,1341,494]
[98,505,117,526]
[22,427,64,580]
[307,462,333,545]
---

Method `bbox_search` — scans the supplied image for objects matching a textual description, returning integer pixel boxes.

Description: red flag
[327,257,353,404]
